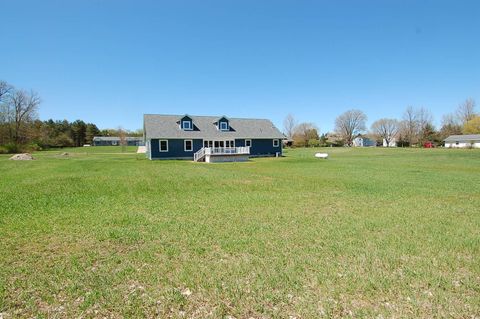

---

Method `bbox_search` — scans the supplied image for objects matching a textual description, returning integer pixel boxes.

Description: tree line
[0,80,141,153]
[284,98,479,147]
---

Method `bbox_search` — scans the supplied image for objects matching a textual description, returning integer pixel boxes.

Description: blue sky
[1,0,479,132]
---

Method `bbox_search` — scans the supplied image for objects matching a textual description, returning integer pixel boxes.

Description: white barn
[444,135,480,148]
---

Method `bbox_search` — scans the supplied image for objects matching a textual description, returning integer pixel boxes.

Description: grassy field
[0,147,479,318]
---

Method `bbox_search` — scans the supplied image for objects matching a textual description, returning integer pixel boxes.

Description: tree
[0,81,13,104]
[400,106,434,146]
[370,118,399,147]
[283,114,297,139]
[292,122,319,147]
[462,116,480,134]
[7,89,40,144]
[334,109,367,146]
[118,127,127,152]
[439,114,462,140]
[401,106,419,146]
[85,123,100,144]
[71,120,87,147]
[417,107,435,144]
[456,98,476,125]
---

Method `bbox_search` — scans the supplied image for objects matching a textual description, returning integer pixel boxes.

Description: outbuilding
[92,136,144,146]
[444,134,480,148]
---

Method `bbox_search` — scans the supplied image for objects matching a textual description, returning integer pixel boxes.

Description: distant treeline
[0,80,141,153]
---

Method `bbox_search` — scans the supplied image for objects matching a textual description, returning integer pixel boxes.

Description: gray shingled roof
[444,134,480,142]
[144,114,285,139]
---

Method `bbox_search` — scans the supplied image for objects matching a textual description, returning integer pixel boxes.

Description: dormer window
[182,120,192,130]
[220,122,228,131]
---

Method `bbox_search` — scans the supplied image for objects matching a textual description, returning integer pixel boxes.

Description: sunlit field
[1,147,479,318]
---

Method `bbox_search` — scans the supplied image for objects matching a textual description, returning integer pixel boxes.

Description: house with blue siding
[143,114,285,162]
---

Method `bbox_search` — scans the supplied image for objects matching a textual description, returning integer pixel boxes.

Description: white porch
[194,146,250,162]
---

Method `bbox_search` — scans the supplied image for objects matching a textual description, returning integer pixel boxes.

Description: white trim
[273,139,279,147]
[182,120,192,130]
[220,122,228,131]
[184,139,193,152]
[245,139,252,147]
[159,140,169,152]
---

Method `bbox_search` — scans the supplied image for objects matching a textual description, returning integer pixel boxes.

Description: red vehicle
[423,141,434,148]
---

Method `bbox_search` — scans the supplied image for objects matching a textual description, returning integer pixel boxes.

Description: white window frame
[245,139,252,147]
[273,139,279,147]
[184,139,193,152]
[182,120,192,130]
[225,140,235,148]
[159,140,169,152]
[220,122,228,131]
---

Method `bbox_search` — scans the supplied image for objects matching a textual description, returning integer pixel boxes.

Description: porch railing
[194,146,250,161]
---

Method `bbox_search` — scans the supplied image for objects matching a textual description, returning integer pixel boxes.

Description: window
[184,140,193,152]
[220,122,228,130]
[159,140,168,152]
[273,139,279,147]
[182,121,192,130]
[225,140,235,148]
[245,139,252,147]
[204,140,213,148]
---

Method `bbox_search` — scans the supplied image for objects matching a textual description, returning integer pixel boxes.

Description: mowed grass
[0,147,479,318]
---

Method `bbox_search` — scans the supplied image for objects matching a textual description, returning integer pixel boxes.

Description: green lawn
[0,147,479,318]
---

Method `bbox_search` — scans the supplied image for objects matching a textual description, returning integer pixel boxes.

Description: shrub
[308,139,320,147]
[3,143,20,153]
[26,143,42,152]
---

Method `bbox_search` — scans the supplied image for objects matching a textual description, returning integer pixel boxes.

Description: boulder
[9,153,35,160]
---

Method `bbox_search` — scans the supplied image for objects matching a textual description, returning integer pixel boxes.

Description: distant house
[383,138,397,147]
[353,136,376,147]
[444,134,480,148]
[92,136,144,146]
[143,114,285,162]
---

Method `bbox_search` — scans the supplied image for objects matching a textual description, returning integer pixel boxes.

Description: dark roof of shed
[143,114,285,139]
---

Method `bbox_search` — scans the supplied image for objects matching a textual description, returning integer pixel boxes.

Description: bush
[25,143,42,152]
[3,143,20,153]
[308,139,320,147]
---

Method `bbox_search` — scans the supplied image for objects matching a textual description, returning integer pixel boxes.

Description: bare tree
[0,81,13,103]
[334,109,367,146]
[293,122,319,147]
[417,107,434,130]
[283,113,297,139]
[371,118,399,147]
[401,106,419,146]
[7,90,40,144]
[0,81,13,125]
[456,98,476,125]
[440,113,462,139]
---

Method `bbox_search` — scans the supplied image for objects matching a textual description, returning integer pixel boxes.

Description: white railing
[206,146,250,155]
[194,146,250,161]
[194,147,206,162]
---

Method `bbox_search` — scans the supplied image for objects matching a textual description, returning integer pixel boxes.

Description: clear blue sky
[1,0,479,132]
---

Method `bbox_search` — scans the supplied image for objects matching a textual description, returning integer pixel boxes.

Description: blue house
[143,114,285,162]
